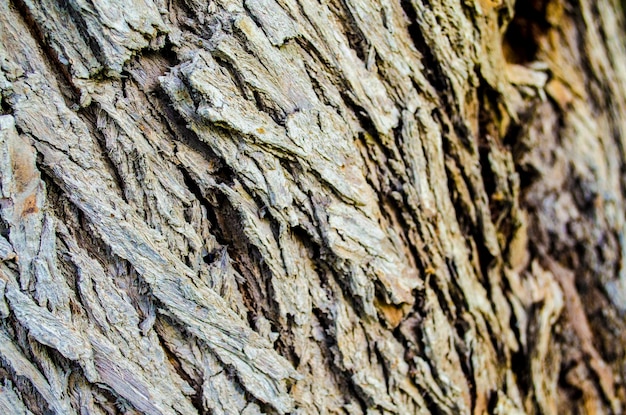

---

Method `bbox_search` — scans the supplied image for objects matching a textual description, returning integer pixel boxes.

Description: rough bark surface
[1,0,626,413]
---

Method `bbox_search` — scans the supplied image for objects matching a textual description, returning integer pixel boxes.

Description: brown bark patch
[10,146,37,194]
[20,193,38,216]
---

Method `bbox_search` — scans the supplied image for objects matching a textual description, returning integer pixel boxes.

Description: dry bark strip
[0,0,626,413]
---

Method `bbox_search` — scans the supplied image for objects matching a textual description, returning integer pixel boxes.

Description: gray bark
[0,0,625,413]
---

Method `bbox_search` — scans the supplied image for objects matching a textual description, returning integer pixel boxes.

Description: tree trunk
[0,0,625,413]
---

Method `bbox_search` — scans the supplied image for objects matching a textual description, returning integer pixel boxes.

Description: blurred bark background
[1,0,626,413]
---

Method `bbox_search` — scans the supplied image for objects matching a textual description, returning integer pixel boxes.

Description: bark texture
[1,0,626,413]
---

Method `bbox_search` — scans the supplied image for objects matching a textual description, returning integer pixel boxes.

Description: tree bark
[0,0,625,413]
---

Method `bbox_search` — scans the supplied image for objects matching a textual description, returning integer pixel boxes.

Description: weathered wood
[0,0,625,413]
